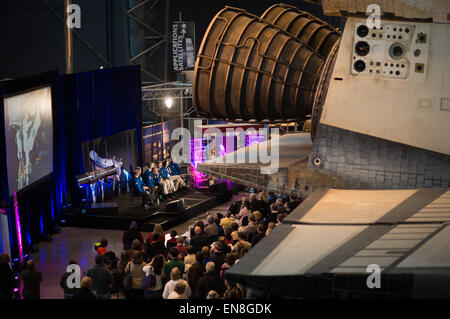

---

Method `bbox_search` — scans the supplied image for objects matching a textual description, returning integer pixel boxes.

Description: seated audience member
[251,224,266,246]
[230,222,239,242]
[232,242,250,259]
[288,194,303,211]
[249,192,261,212]
[74,276,96,300]
[164,160,187,192]
[175,236,187,257]
[183,245,196,273]
[97,238,108,255]
[277,213,288,224]
[0,253,15,300]
[146,223,165,244]
[222,227,234,246]
[200,246,212,265]
[259,192,270,218]
[190,225,209,252]
[86,254,112,299]
[210,241,226,273]
[206,290,220,299]
[266,222,277,236]
[122,221,144,251]
[189,220,205,238]
[223,279,244,299]
[168,281,189,299]
[158,161,177,194]
[131,168,157,209]
[220,212,235,230]
[187,252,205,292]
[268,192,277,204]
[236,232,252,251]
[143,254,166,299]
[166,230,178,249]
[60,260,80,299]
[268,203,279,224]
[20,260,42,299]
[276,197,288,214]
[215,217,224,237]
[204,215,218,238]
[220,253,236,279]
[145,233,167,261]
[194,262,225,299]
[125,251,146,299]
[242,213,257,239]
[163,268,191,299]
[237,201,251,225]
[164,248,185,280]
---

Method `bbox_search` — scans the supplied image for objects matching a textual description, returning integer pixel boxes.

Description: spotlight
[164,97,173,109]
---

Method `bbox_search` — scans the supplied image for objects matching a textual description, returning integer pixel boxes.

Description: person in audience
[164,160,187,192]
[175,236,187,257]
[164,247,185,280]
[220,253,236,279]
[237,201,251,225]
[232,242,250,259]
[288,194,302,211]
[251,224,266,246]
[0,253,15,300]
[230,222,239,242]
[236,232,252,251]
[122,221,144,251]
[142,254,166,299]
[206,290,220,299]
[168,281,189,299]
[268,203,279,224]
[20,260,42,299]
[241,213,257,239]
[86,254,112,299]
[276,197,287,214]
[146,223,165,244]
[125,251,146,299]
[210,241,226,274]
[277,213,288,224]
[190,225,209,252]
[223,279,244,299]
[118,251,131,274]
[204,215,218,238]
[144,233,166,262]
[162,268,190,299]
[158,161,177,194]
[268,192,277,204]
[200,246,211,265]
[60,260,80,299]
[249,192,260,212]
[187,252,205,292]
[183,245,196,273]
[131,168,156,209]
[266,222,276,236]
[214,217,224,237]
[166,230,178,249]
[194,262,225,299]
[74,276,96,300]
[222,227,234,246]
[97,238,108,255]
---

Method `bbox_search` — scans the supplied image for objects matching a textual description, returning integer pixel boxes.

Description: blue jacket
[169,162,181,175]
[142,169,155,187]
[153,174,161,185]
[160,167,170,180]
[131,176,146,194]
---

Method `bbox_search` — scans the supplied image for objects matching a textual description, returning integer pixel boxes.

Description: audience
[142,254,165,299]
[190,226,209,252]
[164,248,185,280]
[187,252,205,292]
[204,215,218,237]
[162,268,191,299]
[194,262,225,299]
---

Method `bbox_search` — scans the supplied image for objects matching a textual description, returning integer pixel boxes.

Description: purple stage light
[13,192,23,262]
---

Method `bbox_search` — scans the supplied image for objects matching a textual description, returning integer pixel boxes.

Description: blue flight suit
[169,162,181,175]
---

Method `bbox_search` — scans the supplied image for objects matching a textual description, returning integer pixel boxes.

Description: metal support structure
[64,0,73,74]
[126,0,170,84]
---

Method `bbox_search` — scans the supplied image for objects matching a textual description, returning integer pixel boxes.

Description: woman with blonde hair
[125,251,146,299]
[266,222,276,236]
[162,267,191,299]
[75,276,95,300]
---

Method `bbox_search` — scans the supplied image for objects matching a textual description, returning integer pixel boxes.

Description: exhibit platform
[63,187,231,232]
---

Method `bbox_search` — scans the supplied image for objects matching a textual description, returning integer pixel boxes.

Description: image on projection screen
[3,86,53,195]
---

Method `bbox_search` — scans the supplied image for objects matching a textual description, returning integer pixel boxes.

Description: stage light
[164,97,173,109]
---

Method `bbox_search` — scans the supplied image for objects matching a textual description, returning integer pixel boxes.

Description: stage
[63,188,231,232]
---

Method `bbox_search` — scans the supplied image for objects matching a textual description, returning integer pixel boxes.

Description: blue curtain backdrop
[0,65,142,257]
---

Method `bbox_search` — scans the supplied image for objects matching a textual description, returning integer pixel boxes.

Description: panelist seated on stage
[152,167,175,200]
[157,161,177,194]
[164,160,187,192]
[130,168,158,210]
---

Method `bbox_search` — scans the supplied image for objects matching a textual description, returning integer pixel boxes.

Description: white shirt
[162,279,191,299]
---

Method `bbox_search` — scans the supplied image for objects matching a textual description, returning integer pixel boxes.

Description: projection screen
[3,86,53,195]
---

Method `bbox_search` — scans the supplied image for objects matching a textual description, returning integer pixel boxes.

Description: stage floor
[64,188,231,231]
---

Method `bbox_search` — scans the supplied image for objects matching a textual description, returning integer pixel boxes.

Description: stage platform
[64,188,231,232]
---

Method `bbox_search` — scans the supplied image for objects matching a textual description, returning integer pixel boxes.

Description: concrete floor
[29,193,245,299]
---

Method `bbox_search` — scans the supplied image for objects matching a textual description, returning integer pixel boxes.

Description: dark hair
[132,251,143,264]
[278,213,287,222]
[224,253,235,266]
[226,211,232,218]
[174,282,186,295]
[237,232,247,241]
[257,223,265,233]
[170,230,177,238]
[95,254,104,265]
[214,241,224,253]
[214,217,221,226]
[186,245,195,255]
[151,233,160,242]
[195,251,203,263]
[169,247,179,258]
[100,238,108,247]
[68,260,77,265]
[152,254,165,275]
[216,213,224,220]
[231,222,239,232]
[270,203,278,211]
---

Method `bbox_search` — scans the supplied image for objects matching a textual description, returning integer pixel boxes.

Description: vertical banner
[172,21,196,72]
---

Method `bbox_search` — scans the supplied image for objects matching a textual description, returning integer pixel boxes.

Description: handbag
[141,267,156,289]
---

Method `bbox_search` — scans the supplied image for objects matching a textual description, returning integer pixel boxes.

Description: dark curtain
[0,66,142,257]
